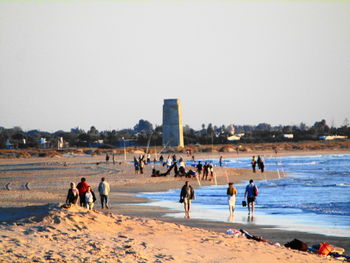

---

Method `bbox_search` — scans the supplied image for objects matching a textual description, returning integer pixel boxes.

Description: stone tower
[162,99,184,147]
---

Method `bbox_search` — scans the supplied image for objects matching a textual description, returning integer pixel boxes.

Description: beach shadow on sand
[0,203,57,223]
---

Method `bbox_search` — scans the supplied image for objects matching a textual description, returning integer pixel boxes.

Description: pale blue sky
[0,1,349,131]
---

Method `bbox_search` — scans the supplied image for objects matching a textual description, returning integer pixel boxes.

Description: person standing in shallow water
[227,182,237,217]
[251,156,257,173]
[180,181,195,219]
[244,179,258,216]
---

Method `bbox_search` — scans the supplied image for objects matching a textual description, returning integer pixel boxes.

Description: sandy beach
[0,150,349,262]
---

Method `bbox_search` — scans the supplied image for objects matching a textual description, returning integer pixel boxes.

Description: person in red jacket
[76,177,89,207]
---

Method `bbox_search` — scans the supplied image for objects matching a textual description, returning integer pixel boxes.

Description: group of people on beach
[180,179,258,219]
[133,154,153,174]
[251,155,265,173]
[196,161,215,181]
[66,177,110,210]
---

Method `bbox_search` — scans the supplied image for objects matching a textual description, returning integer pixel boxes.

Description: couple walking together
[180,179,258,218]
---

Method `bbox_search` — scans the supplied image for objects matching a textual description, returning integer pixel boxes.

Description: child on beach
[85,186,97,210]
[227,183,237,217]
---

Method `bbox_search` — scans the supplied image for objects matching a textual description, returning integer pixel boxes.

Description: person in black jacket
[179,181,195,219]
[66,182,79,205]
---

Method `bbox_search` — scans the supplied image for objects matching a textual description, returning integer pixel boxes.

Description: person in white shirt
[85,186,96,210]
[98,177,110,209]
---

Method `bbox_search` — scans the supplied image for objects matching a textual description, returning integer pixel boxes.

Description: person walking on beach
[77,178,89,207]
[209,162,214,181]
[227,182,237,217]
[251,156,257,173]
[66,182,79,206]
[85,186,97,210]
[203,162,209,180]
[257,156,265,173]
[180,181,195,219]
[139,159,145,174]
[98,177,110,209]
[106,153,110,164]
[244,179,258,215]
[134,156,140,175]
[219,156,223,167]
[196,161,203,178]
[112,154,116,165]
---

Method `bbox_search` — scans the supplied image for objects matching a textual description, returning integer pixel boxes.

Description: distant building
[283,134,294,139]
[39,138,49,149]
[5,139,14,149]
[227,133,245,141]
[319,135,348,140]
[162,99,184,147]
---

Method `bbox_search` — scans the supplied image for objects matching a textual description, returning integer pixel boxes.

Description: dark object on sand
[151,162,177,177]
[242,201,247,207]
[285,239,308,252]
[239,229,269,242]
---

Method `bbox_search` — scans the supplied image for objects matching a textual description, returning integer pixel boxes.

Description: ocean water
[138,154,350,237]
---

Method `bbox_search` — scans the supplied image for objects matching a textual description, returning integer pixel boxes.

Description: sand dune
[0,204,338,263]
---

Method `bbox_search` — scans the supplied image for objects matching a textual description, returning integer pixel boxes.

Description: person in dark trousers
[257,155,264,173]
[134,156,139,175]
[244,179,258,216]
[203,162,209,180]
[106,153,110,164]
[98,177,110,209]
[139,159,144,174]
[251,156,257,173]
[196,161,203,178]
[180,181,195,219]
[219,156,223,167]
[66,182,79,205]
[174,162,179,177]
[76,178,89,207]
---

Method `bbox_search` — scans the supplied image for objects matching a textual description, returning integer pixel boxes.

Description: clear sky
[0,0,349,132]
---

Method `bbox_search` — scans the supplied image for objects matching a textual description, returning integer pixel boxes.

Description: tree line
[0,119,349,149]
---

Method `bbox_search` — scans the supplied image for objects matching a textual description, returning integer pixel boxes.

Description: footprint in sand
[155,254,175,261]
[140,242,147,248]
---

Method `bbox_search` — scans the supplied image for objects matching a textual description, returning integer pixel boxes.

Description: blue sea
[138,154,350,237]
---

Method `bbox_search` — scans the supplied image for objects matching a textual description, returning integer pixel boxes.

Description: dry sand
[0,150,349,262]
[0,204,338,263]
